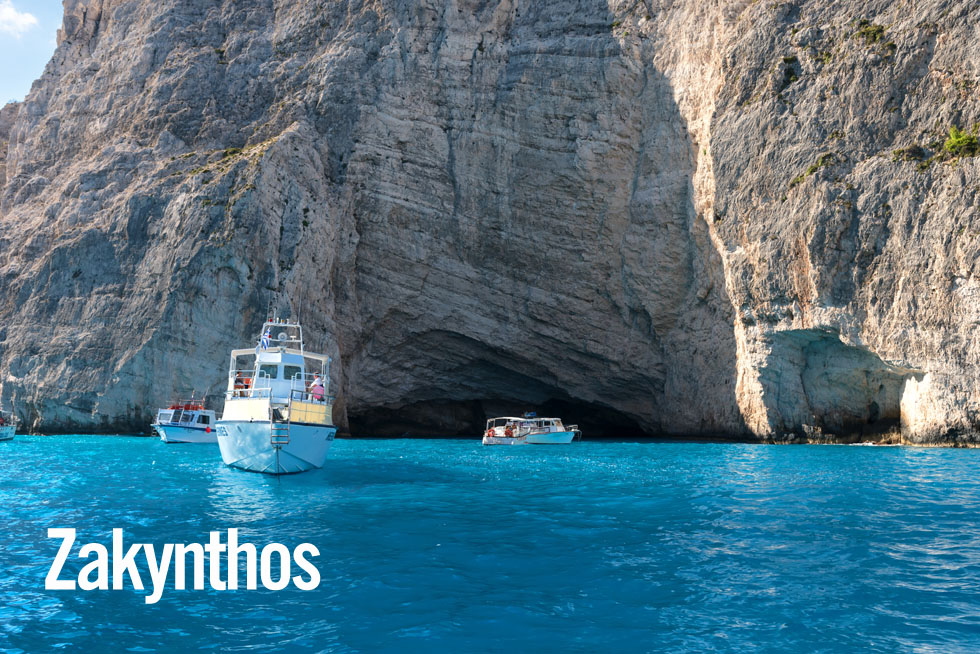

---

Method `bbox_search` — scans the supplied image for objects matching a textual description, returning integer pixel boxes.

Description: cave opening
[347,396,652,439]
[766,329,920,442]
[345,332,660,439]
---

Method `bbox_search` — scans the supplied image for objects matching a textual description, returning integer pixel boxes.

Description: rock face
[0,0,977,442]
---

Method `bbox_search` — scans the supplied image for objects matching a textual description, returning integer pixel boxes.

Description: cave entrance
[347,396,652,438]
[346,335,657,438]
[765,329,921,441]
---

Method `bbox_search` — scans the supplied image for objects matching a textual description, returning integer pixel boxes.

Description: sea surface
[2,435,980,653]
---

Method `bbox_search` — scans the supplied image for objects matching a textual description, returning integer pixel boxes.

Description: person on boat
[234,371,245,397]
[311,375,325,403]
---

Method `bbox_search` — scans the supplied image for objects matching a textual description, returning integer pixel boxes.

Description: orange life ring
[486,429,494,438]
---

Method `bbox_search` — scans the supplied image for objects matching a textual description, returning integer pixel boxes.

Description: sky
[0,0,64,106]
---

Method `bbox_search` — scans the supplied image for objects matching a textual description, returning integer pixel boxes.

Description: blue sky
[0,0,64,106]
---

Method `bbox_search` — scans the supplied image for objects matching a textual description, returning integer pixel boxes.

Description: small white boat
[152,398,217,443]
[482,413,581,445]
[215,317,337,475]
[482,420,526,446]
[0,409,16,442]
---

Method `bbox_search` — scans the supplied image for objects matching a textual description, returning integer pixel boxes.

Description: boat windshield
[523,419,560,432]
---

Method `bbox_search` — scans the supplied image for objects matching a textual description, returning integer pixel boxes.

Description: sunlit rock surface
[0,0,977,442]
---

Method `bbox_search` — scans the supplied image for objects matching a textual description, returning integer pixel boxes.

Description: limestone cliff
[0,0,977,442]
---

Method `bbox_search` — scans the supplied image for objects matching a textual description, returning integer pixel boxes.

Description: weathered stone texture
[0,0,977,441]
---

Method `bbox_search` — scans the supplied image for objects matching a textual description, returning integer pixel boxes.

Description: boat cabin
[223,318,333,424]
[156,407,212,428]
[155,398,213,428]
[523,418,566,434]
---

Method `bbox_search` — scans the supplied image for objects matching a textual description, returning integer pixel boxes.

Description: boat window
[159,411,173,423]
[171,410,182,423]
[260,364,279,379]
[180,412,193,423]
[283,365,302,382]
[198,415,210,425]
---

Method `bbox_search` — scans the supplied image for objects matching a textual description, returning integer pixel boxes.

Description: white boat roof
[490,416,561,421]
[229,346,329,363]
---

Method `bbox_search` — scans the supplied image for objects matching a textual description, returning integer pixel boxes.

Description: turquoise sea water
[2,435,980,653]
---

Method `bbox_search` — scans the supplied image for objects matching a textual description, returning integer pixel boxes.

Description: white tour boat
[215,317,337,474]
[152,397,217,443]
[482,413,581,445]
[0,409,16,442]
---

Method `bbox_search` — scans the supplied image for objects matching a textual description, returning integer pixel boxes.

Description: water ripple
[2,437,980,652]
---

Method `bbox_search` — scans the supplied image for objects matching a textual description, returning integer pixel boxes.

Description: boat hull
[0,426,14,442]
[154,424,217,444]
[525,431,576,444]
[482,435,527,446]
[215,420,336,474]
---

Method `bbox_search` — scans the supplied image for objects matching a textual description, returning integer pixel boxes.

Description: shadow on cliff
[342,1,745,439]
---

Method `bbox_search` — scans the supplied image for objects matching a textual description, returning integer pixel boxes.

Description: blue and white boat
[483,413,581,445]
[152,398,217,443]
[215,317,337,474]
[0,408,16,442]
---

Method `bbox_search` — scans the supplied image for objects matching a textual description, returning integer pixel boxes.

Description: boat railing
[286,388,335,426]
[287,387,335,406]
[166,399,206,411]
[226,369,273,400]
[287,372,330,400]
[225,387,272,401]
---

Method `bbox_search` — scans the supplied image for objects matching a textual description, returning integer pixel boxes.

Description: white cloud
[0,0,38,38]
